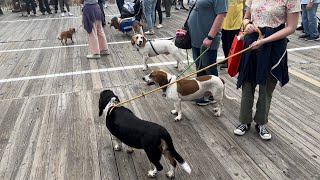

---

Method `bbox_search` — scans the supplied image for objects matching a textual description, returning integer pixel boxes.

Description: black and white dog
[99,90,191,178]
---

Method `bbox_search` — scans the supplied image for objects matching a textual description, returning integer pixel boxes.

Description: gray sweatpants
[59,0,70,12]
[162,0,172,17]
[239,74,277,125]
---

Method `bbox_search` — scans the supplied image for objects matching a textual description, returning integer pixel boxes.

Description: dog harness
[148,40,159,55]
[118,17,136,33]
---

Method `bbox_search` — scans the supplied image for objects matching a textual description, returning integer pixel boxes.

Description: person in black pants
[154,0,163,28]
[24,0,37,16]
[116,0,124,13]
[98,0,106,26]
[0,7,3,15]
[38,0,52,15]
[53,0,65,13]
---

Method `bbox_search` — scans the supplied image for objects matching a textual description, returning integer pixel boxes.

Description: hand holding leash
[248,27,263,50]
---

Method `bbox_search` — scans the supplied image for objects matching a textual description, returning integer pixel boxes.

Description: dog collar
[104,97,119,117]
[162,77,172,97]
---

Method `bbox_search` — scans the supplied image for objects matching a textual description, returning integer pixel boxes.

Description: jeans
[301,3,319,38]
[192,47,218,77]
[143,0,157,30]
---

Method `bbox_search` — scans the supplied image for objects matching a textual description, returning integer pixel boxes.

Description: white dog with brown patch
[131,34,183,71]
[143,69,237,121]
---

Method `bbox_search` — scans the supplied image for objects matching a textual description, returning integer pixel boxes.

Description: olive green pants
[239,74,277,125]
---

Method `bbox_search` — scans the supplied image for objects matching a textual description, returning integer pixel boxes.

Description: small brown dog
[58,28,76,45]
[109,17,143,34]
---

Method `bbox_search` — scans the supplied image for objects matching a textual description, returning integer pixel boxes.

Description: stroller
[120,0,143,21]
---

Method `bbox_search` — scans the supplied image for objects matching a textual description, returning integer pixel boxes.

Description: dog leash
[148,40,160,55]
[177,45,209,78]
[75,24,83,33]
[109,29,262,112]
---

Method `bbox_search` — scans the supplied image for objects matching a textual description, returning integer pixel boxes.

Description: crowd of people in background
[14,0,76,16]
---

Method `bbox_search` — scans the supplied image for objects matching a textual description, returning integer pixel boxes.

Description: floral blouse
[246,0,301,28]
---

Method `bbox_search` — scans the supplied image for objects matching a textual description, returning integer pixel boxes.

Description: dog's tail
[162,132,191,174]
[220,78,237,100]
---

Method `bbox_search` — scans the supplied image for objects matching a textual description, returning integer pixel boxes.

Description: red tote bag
[227,31,245,77]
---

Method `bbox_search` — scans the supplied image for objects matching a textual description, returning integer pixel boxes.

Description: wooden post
[12,0,21,12]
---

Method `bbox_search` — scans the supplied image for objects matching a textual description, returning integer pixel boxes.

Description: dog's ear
[131,35,136,46]
[142,36,147,47]
[115,96,120,103]
[151,71,168,87]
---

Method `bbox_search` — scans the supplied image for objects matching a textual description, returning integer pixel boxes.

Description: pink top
[246,0,301,28]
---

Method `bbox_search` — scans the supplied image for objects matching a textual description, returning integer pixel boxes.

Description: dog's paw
[213,108,221,117]
[147,170,157,178]
[174,116,182,121]
[166,171,175,179]
[171,110,177,115]
[126,147,134,153]
[142,66,148,71]
[114,144,122,151]
[177,64,185,71]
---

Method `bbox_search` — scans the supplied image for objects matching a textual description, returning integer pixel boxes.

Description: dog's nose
[142,77,145,81]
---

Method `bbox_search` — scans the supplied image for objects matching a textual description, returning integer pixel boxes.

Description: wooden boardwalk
[0,5,320,180]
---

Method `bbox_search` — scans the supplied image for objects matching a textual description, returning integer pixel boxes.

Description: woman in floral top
[233,0,300,140]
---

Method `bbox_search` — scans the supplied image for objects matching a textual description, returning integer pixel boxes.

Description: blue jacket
[83,4,102,34]
[237,24,289,89]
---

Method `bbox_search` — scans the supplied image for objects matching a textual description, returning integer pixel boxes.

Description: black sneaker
[195,96,216,106]
[299,34,309,39]
[296,26,304,31]
[305,36,320,41]
[234,123,251,136]
[255,124,271,140]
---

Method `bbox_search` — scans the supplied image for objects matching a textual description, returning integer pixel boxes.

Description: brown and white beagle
[131,34,184,71]
[142,69,237,121]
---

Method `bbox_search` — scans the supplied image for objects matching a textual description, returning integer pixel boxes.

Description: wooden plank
[0,96,46,179]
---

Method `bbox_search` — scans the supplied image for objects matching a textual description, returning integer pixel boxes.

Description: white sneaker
[156,24,163,29]
[61,12,65,17]
[100,49,111,55]
[234,124,251,136]
[68,12,73,16]
[256,124,272,140]
[104,4,108,8]
[86,54,101,59]
[144,30,155,35]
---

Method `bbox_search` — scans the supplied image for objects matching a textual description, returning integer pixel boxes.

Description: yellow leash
[110,29,262,112]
